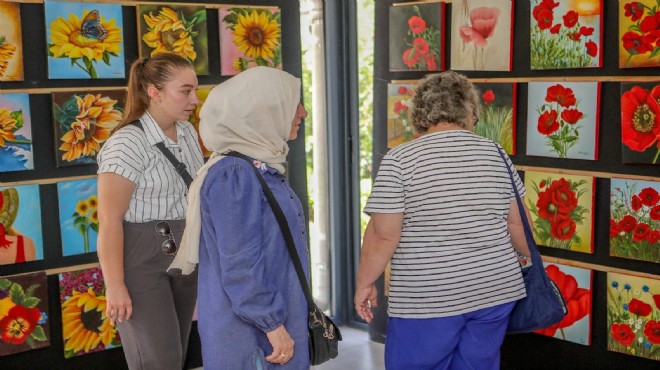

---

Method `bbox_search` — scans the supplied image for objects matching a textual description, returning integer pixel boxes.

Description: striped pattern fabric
[365,130,527,318]
[97,112,204,223]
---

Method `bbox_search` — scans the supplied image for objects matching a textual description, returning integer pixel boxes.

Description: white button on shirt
[97,112,204,223]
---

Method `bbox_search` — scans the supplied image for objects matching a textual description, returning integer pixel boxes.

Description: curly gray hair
[410,71,481,134]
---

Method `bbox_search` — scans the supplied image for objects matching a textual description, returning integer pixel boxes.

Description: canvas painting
[0,93,33,172]
[389,2,445,72]
[535,262,592,346]
[450,0,513,71]
[0,271,50,356]
[219,6,282,76]
[619,0,660,68]
[473,82,516,154]
[139,4,208,75]
[45,0,124,79]
[387,83,420,148]
[0,185,43,265]
[620,82,660,164]
[59,267,121,358]
[189,87,212,158]
[530,0,603,70]
[610,178,660,263]
[52,90,124,167]
[607,272,660,361]
[524,171,595,253]
[526,82,600,160]
[58,179,98,256]
[0,2,24,81]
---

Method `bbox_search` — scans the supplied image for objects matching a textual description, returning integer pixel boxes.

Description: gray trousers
[118,220,198,370]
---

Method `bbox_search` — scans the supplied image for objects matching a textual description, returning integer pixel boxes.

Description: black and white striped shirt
[365,130,527,318]
[97,112,204,223]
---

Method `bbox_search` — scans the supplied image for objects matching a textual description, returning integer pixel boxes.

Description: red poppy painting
[389,2,444,72]
[450,0,513,71]
[530,0,603,69]
[607,272,660,361]
[619,0,660,68]
[387,83,421,148]
[535,263,592,346]
[620,82,660,164]
[472,82,517,154]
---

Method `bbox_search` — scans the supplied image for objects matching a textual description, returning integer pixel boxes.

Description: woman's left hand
[265,325,294,365]
[354,284,378,323]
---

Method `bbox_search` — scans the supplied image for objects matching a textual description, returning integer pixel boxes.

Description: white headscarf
[169,67,301,274]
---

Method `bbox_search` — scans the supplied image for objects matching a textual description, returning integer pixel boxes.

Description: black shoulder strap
[132,120,193,188]
[225,151,315,309]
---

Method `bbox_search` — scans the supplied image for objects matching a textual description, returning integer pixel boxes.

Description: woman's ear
[147,85,160,102]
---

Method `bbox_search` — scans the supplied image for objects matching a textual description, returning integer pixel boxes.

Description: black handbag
[226,152,342,365]
[496,147,568,334]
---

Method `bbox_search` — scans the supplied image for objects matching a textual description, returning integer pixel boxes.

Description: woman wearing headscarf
[169,67,310,369]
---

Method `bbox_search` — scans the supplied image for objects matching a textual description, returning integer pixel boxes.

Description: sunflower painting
[0,2,24,81]
[45,1,124,79]
[0,271,50,356]
[58,179,98,256]
[52,90,124,167]
[0,93,33,173]
[219,6,282,76]
[59,268,120,358]
[189,87,212,158]
[620,82,660,164]
[0,185,43,265]
[138,5,209,75]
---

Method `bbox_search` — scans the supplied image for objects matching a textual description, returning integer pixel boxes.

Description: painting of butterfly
[45,0,124,79]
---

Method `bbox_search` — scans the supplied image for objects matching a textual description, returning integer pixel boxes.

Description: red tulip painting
[620,82,660,164]
[389,2,444,72]
[524,171,595,253]
[610,178,660,263]
[607,272,660,361]
[472,83,516,154]
[530,0,603,70]
[451,0,513,71]
[619,0,660,68]
[387,83,421,148]
[526,82,600,160]
[535,263,592,346]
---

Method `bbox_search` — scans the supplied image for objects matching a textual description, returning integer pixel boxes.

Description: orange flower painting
[0,2,24,81]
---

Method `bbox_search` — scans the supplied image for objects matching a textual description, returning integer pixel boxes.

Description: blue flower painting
[57,178,98,256]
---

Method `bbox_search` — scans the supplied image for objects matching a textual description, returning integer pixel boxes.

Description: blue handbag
[497,147,568,334]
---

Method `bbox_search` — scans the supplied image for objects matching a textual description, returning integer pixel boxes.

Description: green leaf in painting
[9,110,24,130]
[31,325,47,341]
[24,283,39,298]
[0,278,11,290]
[223,13,238,26]
[22,296,41,308]
[9,282,26,306]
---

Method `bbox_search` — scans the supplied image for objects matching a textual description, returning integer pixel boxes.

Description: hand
[265,325,294,365]
[354,284,378,323]
[104,283,133,325]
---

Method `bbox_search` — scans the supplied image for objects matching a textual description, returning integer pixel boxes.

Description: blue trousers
[385,301,515,370]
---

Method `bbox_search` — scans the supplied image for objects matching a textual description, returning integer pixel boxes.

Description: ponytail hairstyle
[117,53,194,131]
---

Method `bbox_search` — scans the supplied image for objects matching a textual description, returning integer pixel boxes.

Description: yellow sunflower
[90,210,99,224]
[0,107,17,147]
[59,94,122,161]
[233,10,280,60]
[75,200,90,216]
[48,10,122,61]
[0,38,16,78]
[232,58,246,73]
[87,195,98,209]
[62,287,116,354]
[142,7,196,61]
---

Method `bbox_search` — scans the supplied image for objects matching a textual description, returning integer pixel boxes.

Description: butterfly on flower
[79,10,107,41]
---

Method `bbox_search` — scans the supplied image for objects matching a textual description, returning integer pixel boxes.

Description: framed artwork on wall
[219,6,282,76]
[620,82,660,164]
[59,267,121,358]
[190,87,212,158]
[450,0,513,71]
[524,171,595,253]
[52,90,124,167]
[526,82,600,160]
[389,1,445,72]
[0,185,43,265]
[607,272,660,361]
[535,262,592,346]
[0,271,50,356]
[0,2,24,81]
[57,178,98,257]
[138,4,209,75]
[619,0,660,68]
[610,178,660,264]
[387,82,420,148]
[0,93,33,173]
[473,82,517,154]
[530,0,603,70]
[45,0,124,79]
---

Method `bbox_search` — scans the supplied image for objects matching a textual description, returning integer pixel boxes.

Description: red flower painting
[0,305,40,345]
[621,85,660,160]
[620,0,660,68]
[536,84,587,158]
[611,323,636,346]
[396,5,442,71]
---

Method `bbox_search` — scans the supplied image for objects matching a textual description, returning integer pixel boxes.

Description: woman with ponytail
[96,53,203,370]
